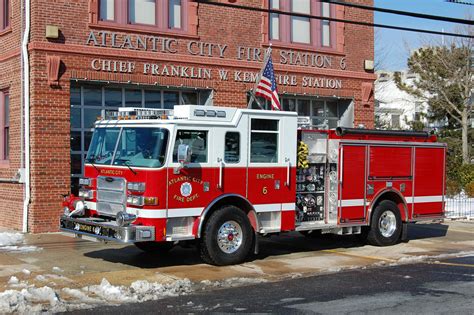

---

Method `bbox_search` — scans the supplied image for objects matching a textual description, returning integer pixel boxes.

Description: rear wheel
[367,200,402,246]
[200,206,253,266]
[134,241,174,254]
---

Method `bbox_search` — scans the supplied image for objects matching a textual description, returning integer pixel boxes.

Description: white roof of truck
[94,105,297,128]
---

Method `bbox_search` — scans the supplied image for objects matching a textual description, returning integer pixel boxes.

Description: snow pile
[0,287,63,314]
[8,276,19,285]
[200,277,267,289]
[0,278,193,313]
[0,232,40,252]
[0,232,23,246]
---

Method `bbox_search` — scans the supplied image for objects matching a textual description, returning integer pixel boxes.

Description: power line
[321,0,474,25]
[195,0,474,39]
[445,0,474,6]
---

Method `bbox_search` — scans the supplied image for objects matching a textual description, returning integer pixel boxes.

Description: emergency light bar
[101,108,173,120]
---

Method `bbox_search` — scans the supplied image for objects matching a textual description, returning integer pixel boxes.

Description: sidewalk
[1,221,473,312]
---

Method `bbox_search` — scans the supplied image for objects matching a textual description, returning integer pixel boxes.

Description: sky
[374,0,472,71]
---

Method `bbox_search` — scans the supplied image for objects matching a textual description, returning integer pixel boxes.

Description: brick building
[0,0,374,233]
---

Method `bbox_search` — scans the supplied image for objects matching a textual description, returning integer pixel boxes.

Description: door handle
[285,157,290,187]
[217,158,223,189]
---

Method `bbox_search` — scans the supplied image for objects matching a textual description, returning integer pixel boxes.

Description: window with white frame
[224,132,240,163]
[250,119,279,163]
[1,0,9,30]
[321,1,331,47]
[291,0,311,44]
[0,90,9,161]
[269,0,280,40]
[269,0,334,48]
[98,0,186,30]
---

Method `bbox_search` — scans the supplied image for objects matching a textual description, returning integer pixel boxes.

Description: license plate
[74,223,95,233]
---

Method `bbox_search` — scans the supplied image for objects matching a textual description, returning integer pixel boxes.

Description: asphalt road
[74,255,474,314]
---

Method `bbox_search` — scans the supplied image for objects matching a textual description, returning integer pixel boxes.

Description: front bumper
[60,215,155,243]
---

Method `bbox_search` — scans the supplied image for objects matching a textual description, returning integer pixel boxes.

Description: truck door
[339,145,367,223]
[213,124,248,198]
[167,128,218,218]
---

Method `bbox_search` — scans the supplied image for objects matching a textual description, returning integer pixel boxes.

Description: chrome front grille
[97,176,126,191]
[97,176,126,217]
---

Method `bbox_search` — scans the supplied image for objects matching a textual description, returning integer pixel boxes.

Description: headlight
[127,195,144,206]
[127,195,158,206]
[127,182,146,192]
[329,192,337,204]
[329,171,338,183]
[79,178,92,186]
[78,189,94,199]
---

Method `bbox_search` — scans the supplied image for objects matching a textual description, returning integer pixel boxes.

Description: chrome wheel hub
[379,210,397,238]
[217,220,243,254]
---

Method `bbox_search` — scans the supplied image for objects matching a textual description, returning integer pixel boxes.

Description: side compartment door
[247,118,284,206]
[413,146,445,218]
[339,145,367,223]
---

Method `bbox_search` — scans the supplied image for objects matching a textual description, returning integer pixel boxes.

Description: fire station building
[0,0,374,232]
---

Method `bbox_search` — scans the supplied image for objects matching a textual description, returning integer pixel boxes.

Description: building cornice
[28,42,376,81]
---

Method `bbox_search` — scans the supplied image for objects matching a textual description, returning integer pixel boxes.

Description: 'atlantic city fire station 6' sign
[85,31,345,89]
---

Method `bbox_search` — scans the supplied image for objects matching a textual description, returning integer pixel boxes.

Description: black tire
[367,200,402,246]
[357,226,369,244]
[134,241,174,254]
[200,206,254,266]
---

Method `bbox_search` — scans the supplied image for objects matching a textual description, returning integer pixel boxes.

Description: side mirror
[177,144,192,164]
[174,144,192,174]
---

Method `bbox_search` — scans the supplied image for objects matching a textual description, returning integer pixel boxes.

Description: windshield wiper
[114,158,137,175]
[86,156,100,172]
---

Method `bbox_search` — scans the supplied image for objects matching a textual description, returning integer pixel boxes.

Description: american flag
[255,54,281,110]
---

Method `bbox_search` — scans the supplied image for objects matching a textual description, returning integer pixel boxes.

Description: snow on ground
[0,278,193,313]
[385,250,474,267]
[2,248,474,313]
[199,277,267,289]
[0,276,270,313]
[0,232,41,253]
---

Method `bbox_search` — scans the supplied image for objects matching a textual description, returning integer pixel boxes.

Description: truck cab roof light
[102,108,174,120]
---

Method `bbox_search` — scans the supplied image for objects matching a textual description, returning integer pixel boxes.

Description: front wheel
[367,200,402,246]
[200,206,254,266]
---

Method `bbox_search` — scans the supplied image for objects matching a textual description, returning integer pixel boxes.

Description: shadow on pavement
[408,223,449,240]
[83,232,366,268]
[83,223,449,268]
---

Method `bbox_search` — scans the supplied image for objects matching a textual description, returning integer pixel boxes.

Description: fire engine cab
[60,105,446,266]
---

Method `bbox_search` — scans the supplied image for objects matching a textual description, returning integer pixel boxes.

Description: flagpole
[247,46,272,109]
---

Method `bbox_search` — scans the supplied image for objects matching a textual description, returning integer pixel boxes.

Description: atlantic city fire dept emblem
[180,182,192,197]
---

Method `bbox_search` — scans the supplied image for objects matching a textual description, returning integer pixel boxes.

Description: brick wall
[0,0,25,231]
[0,0,375,232]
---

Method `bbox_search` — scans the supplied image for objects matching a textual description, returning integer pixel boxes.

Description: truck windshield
[86,127,169,168]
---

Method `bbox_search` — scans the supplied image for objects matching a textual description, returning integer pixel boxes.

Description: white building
[374,71,429,130]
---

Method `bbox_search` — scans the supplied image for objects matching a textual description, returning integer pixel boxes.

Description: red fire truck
[60,106,446,265]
